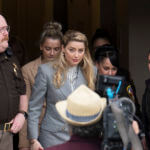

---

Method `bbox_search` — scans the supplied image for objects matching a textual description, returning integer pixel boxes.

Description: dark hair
[91,28,111,47]
[94,44,119,68]
[71,120,103,138]
[40,21,63,45]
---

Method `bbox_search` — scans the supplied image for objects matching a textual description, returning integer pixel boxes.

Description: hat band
[66,110,100,122]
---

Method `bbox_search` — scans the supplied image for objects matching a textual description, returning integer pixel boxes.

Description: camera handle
[101,88,124,150]
[111,101,143,150]
[102,83,143,150]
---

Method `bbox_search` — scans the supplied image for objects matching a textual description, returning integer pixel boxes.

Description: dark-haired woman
[94,44,141,135]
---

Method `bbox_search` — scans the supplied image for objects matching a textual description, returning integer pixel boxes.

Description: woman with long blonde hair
[53,30,95,90]
[28,30,96,150]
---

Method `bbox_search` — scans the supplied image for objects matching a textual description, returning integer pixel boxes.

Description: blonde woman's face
[63,41,85,66]
[40,38,61,61]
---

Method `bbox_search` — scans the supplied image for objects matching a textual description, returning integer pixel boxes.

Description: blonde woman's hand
[30,139,44,150]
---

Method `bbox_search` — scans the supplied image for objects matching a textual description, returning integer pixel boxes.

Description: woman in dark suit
[94,45,140,107]
[27,30,96,149]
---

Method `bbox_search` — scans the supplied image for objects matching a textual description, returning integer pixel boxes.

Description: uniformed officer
[94,44,141,134]
[0,14,28,150]
[94,45,141,112]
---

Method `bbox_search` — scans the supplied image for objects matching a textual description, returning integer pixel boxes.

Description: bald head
[0,14,9,53]
[0,15,7,25]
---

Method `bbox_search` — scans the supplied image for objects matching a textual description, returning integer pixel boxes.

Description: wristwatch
[18,110,28,119]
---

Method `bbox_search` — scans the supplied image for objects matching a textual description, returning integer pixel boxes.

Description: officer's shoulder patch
[126,85,135,101]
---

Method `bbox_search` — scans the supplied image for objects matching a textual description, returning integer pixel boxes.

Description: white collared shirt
[67,66,78,92]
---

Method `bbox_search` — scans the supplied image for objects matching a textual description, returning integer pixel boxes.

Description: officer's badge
[126,85,135,101]
[13,63,18,77]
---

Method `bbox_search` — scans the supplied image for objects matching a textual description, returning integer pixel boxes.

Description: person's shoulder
[7,52,22,70]
[6,48,19,64]
[38,62,54,76]
[27,57,41,66]
[22,57,41,69]
[117,68,131,81]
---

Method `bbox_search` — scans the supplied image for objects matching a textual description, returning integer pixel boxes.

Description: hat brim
[56,100,103,126]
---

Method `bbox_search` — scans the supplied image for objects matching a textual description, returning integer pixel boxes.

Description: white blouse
[67,66,79,92]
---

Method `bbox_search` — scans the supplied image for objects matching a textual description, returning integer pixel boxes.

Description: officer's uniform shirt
[0,49,26,123]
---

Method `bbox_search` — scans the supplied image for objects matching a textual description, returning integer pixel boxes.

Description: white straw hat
[56,85,106,126]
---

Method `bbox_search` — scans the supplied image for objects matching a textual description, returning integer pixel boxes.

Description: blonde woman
[27,30,96,149]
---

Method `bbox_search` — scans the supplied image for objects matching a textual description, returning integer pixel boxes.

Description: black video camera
[96,75,125,98]
[96,75,135,150]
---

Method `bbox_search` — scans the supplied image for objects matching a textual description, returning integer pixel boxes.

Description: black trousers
[13,133,19,150]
